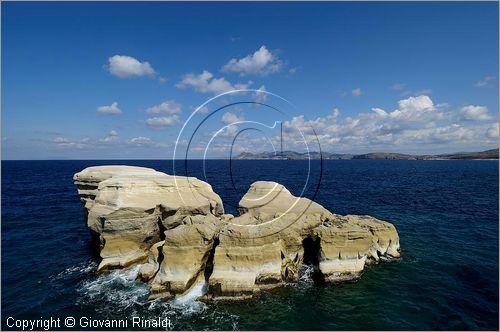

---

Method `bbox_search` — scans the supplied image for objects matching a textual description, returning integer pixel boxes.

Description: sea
[1,159,498,330]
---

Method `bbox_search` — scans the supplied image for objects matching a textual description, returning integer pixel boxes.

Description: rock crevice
[74,166,400,300]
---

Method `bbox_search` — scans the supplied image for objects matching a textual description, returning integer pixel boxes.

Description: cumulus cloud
[194,94,497,156]
[197,106,210,114]
[222,45,283,76]
[107,55,155,78]
[146,115,180,127]
[145,100,181,115]
[52,137,87,149]
[127,136,154,146]
[53,137,69,144]
[277,95,497,153]
[486,123,499,139]
[212,125,240,139]
[327,108,341,121]
[99,130,119,143]
[188,105,210,115]
[352,88,362,97]
[176,70,252,95]
[371,108,387,117]
[475,76,495,87]
[221,112,244,124]
[253,85,267,103]
[97,102,122,115]
[392,95,438,123]
[459,105,492,121]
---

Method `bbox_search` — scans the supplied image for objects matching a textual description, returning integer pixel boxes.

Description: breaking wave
[50,260,97,281]
[298,264,316,285]
[71,265,221,329]
[77,264,150,313]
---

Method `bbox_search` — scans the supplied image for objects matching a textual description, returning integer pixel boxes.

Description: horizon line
[2,147,498,161]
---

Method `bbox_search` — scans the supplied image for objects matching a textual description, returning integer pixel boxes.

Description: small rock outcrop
[74,166,400,300]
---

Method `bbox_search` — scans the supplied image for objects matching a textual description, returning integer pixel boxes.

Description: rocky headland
[74,166,400,300]
[236,148,499,160]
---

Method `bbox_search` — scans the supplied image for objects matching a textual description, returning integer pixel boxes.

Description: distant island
[235,148,499,160]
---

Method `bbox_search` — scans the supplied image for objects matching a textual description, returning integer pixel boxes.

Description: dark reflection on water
[1,160,498,330]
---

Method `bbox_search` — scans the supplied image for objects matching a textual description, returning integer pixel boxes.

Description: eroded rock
[74,166,223,272]
[74,167,400,301]
[149,214,222,299]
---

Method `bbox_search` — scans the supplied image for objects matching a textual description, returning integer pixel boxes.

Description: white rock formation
[73,166,223,271]
[74,166,400,300]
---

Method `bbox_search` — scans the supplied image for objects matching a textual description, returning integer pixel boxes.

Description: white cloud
[327,108,341,121]
[459,105,492,121]
[99,136,117,143]
[197,106,210,114]
[352,88,362,97]
[475,76,495,87]
[107,55,155,78]
[52,137,87,149]
[397,95,434,111]
[222,45,283,76]
[53,137,69,143]
[97,102,122,115]
[253,85,267,103]
[221,112,244,124]
[127,136,154,146]
[371,108,387,117]
[189,105,210,115]
[146,115,180,127]
[176,70,252,95]
[486,123,499,139]
[213,125,239,138]
[276,94,498,153]
[99,130,119,143]
[145,100,181,115]
[177,94,497,156]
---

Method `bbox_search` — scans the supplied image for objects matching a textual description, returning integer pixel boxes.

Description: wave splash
[72,263,212,328]
[298,264,316,285]
[78,264,149,312]
[50,260,97,281]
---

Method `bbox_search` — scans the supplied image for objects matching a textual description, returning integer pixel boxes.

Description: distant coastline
[1,148,498,161]
[235,148,499,160]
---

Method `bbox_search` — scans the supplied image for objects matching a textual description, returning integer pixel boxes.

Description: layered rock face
[74,166,400,300]
[73,166,223,272]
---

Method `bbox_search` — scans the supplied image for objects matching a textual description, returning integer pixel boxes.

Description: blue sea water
[1,159,498,330]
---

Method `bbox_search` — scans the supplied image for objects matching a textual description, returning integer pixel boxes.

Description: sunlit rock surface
[73,166,223,272]
[74,166,400,300]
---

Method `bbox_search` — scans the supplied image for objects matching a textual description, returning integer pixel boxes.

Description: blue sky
[2,1,498,159]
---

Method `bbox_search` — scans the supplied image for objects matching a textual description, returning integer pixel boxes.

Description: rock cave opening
[302,236,325,285]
